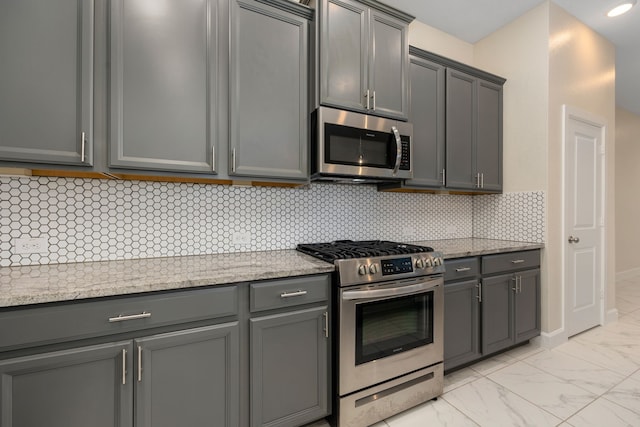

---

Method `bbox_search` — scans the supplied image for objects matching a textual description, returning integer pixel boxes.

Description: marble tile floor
[308,276,640,427]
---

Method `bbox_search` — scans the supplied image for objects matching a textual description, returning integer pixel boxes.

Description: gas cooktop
[296,240,434,263]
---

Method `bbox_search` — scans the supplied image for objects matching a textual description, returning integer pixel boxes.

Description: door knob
[568,236,580,244]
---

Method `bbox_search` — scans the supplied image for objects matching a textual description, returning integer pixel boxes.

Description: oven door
[338,275,444,396]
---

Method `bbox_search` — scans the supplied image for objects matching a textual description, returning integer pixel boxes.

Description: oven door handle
[342,279,441,301]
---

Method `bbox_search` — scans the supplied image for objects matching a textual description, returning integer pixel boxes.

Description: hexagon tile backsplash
[0,176,545,267]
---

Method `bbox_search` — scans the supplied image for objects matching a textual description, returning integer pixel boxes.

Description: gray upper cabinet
[446,68,504,192]
[109,0,217,173]
[318,0,411,120]
[0,341,133,427]
[0,0,93,166]
[229,0,310,180]
[135,324,240,427]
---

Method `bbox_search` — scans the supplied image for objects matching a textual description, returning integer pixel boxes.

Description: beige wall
[408,20,473,64]
[547,2,616,330]
[615,107,640,274]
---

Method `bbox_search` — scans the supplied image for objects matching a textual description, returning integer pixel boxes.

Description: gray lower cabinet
[0,341,133,427]
[108,0,217,173]
[444,279,481,371]
[250,307,329,427]
[0,0,93,166]
[135,324,240,427]
[443,250,540,371]
[317,0,411,120]
[229,0,310,180]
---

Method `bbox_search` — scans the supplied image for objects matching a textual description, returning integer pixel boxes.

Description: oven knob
[358,264,368,276]
[425,257,433,268]
[433,257,443,266]
[369,264,379,274]
[415,258,425,269]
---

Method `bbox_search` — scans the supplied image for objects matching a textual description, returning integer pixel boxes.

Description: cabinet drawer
[0,286,238,352]
[482,250,540,275]
[444,257,479,282]
[250,275,330,313]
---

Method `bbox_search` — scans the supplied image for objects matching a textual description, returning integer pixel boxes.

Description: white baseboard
[605,308,619,324]
[616,267,640,281]
[532,328,568,349]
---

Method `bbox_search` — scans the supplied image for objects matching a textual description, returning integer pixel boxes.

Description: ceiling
[382,0,640,115]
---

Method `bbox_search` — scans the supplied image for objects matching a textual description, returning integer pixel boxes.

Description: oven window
[355,292,433,365]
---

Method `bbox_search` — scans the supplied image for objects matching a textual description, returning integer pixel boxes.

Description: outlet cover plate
[14,237,49,254]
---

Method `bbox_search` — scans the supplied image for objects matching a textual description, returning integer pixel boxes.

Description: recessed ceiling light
[607,0,636,17]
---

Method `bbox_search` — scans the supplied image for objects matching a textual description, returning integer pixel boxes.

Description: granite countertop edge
[0,239,544,308]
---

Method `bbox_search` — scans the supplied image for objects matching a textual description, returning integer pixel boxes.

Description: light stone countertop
[0,239,544,308]
[0,250,334,308]
[414,238,544,259]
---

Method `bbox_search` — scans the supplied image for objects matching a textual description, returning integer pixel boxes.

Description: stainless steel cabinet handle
[137,346,142,382]
[323,311,329,338]
[80,131,86,163]
[108,312,151,323]
[568,236,580,244]
[455,267,471,272]
[511,259,525,264]
[391,126,402,175]
[231,148,237,173]
[280,290,308,298]
[364,89,370,109]
[475,173,480,188]
[476,283,482,302]
[372,90,376,110]
[122,349,127,385]
[442,169,446,186]
[212,146,215,172]
[481,172,484,188]
[518,276,522,293]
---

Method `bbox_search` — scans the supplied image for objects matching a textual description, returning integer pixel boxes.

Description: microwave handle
[391,126,402,175]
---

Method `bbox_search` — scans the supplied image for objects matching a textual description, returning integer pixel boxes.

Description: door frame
[561,104,607,337]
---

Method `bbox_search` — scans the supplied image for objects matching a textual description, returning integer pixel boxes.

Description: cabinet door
[481,273,515,355]
[109,0,216,173]
[444,279,481,371]
[445,69,476,190]
[476,79,503,191]
[515,269,541,343]
[0,0,93,166]
[135,323,240,427]
[0,341,132,427]
[319,0,368,112]
[368,10,408,120]
[405,56,445,187]
[250,306,329,427]
[229,0,308,179]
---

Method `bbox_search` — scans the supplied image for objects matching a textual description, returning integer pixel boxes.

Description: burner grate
[296,240,433,263]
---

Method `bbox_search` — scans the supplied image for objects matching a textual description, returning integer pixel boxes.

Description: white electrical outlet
[232,231,252,245]
[14,237,49,254]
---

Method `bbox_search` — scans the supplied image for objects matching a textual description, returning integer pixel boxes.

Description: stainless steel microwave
[311,107,413,183]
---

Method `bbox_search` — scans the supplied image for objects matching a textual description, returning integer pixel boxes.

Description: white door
[563,105,605,337]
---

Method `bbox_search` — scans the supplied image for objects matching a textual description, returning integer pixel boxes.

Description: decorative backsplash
[0,176,544,267]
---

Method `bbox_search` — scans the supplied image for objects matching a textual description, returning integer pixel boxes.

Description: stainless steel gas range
[297,240,445,427]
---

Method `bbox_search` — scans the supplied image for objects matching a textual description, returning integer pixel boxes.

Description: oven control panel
[336,252,445,286]
[381,257,413,275]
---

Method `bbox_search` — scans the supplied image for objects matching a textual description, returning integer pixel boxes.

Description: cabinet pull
[372,90,376,110]
[476,283,482,302]
[511,276,517,292]
[231,148,237,173]
[137,346,142,382]
[455,267,471,272]
[364,89,370,109]
[211,146,215,171]
[122,349,127,385]
[80,131,86,163]
[108,312,151,323]
[280,290,308,298]
[442,169,446,186]
[323,311,329,338]
[475,173,480,188]
[481,172,484,188]
[511,259,525,264]
[518,276,522,293]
